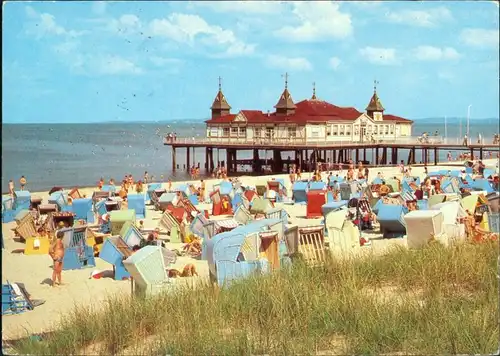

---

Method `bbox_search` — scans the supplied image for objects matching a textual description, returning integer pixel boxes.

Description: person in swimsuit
[19,176,27,191]
[49,231,65,287]
[8,180,15,196]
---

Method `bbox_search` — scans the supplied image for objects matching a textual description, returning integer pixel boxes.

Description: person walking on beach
[144,171,149,184]
[364,166,369,181]
[19,176,27,191]
[8,180,15,196]
[49,231,65,287]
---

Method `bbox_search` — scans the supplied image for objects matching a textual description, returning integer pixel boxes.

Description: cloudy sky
[3,1,499,123]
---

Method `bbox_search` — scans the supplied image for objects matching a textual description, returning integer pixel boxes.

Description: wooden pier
[164,137,499,174]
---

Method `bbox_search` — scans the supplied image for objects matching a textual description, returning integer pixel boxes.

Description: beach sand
[2,159,497,341]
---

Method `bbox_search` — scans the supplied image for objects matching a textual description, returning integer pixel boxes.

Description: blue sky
[3,1,499,123]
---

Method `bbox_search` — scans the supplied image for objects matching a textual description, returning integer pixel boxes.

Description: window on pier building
[266,127,274,139]
[326,125,332,136]
[223,127,230,137]
[385,125,389,135]
[209,127,218,137]
[346,125,351,136]
[290,128,297,138]
[390,125,394,135]
[339,125,345,136]
[239,127,246,137]
[230,127,238,137]
[255,127,261,138]
[354,125,359,135]
[333,125,338,136]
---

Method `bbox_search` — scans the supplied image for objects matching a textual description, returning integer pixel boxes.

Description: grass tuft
[11,242,498,355]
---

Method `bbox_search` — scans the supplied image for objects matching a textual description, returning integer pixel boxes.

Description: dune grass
[10,241,499,355]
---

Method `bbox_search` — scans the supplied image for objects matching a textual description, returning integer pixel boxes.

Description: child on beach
[49,231,65,287]
[135,180,144,193]
[19,176,27,191]
[8,180,14,196]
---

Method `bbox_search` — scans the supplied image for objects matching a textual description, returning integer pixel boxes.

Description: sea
[2,119,499,193]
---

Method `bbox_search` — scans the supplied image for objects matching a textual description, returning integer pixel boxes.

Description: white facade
[206,112,412,143]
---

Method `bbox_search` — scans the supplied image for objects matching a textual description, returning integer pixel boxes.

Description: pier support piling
[172,147,176,171]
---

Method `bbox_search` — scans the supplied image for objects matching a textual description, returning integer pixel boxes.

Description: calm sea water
[2,120,498,192]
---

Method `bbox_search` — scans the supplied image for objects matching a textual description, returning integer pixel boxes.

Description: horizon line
[2,117,500,125]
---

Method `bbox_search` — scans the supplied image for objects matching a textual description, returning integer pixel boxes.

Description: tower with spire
[366,80,385,121]
[210,76,231,119]
[311,82,317,100]
[274,72,296,116]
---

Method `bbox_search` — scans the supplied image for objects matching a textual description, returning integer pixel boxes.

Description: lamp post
[467,104,472,144]
[444,116,447,144]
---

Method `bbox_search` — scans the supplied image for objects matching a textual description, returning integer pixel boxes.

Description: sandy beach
[2,159,498,341]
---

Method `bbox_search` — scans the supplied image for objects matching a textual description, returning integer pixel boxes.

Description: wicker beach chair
[123,246,176,297]
[297,226,327,267]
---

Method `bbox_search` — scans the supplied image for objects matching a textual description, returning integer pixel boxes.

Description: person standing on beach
[49,231,65,287]
[98,177,104,191]
[200,179,206,201]
[8,180,15,196]
[19,176,27,191]
[364,167,369,181]
[144,171,149,184]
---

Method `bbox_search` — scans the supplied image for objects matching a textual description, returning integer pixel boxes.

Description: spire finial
[218,76,222,91]
[282,72,289,89]
[373,79,379,93]
[312,81,317,100]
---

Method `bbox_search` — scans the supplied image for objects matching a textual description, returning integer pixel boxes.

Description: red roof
[205,114,236,124]
[383,114,413,123]
[205,99,411,124]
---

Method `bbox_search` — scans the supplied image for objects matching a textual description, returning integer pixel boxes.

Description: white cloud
[107,14,142,35]
[329,57,341,70]
[97,56,143,75]
[413,46,461,61]
[24,6,86,38]
[460,28,499,49]
[266,55,313,71]
[91,1,107,15]
[194,0,283,14]
[359,47,399,65]
[149,13,255,57]
[274,2,352,42]
[385,7,453,27]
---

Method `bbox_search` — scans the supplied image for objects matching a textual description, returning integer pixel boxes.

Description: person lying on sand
[464,210,498,242]
[183,237,202,256]
[168,264,199,278]
[379,181,390,197]
[49,231,65,287]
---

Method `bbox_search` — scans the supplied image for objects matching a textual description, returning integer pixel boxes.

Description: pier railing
[163,136,458,146]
